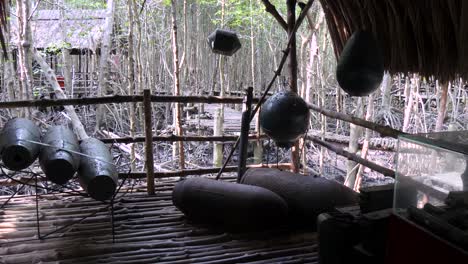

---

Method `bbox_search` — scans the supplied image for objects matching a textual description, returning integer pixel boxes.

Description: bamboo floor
[0,178,318,264]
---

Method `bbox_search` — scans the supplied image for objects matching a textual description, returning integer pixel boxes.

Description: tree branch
[260,0,288,31]
[32,49,89,140]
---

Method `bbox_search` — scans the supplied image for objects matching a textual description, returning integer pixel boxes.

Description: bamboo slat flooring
[0,179,318,264]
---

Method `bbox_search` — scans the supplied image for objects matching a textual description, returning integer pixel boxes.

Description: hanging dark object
[77,138,117,201]
[172,177,288,230]
[207,29,241,56]
[39,126,80,185]
[336,30,384,96]
[0,118,41,170]
[259,91,310,148]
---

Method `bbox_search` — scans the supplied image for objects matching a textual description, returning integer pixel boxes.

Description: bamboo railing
[0,90,404,191]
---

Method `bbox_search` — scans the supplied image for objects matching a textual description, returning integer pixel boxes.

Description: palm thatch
[320,0,468,81]
[10,9,106,53]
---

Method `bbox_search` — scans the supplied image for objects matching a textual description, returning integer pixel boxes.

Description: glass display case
[394,130,468,250]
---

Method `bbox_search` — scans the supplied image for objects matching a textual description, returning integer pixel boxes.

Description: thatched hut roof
[11,9,105,53]
[320,0,468,81]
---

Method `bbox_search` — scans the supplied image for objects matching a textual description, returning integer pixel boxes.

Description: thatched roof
[320,0,468,81]
[11,9,106,52]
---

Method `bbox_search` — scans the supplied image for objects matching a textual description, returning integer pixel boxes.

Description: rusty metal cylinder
[241,168,359,226]
[78,138,117,201]
[0,118,41,170]
[39,126,80,185]
[172,178,288,230]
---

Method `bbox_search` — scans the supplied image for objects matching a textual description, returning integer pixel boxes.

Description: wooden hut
[10,9,106,97]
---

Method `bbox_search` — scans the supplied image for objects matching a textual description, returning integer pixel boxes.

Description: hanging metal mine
[259,91,310,148]
[77,138,117,201]
[0,118,41,170]
[336,30,384,96]
[207,29,241,56]
[39,126,80,185]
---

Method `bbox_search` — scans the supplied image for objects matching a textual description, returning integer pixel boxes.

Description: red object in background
[385,213,468,264]
[56,76,65,89]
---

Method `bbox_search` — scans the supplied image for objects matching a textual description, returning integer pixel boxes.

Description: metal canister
[0,118,41,170]
[77,138,117,201]
[39,126,80,185]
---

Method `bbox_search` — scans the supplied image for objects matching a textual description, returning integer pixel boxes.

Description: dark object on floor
[77,138,117,201]
[359,184,394,213]
[318,207,393,264]
[259,91,310,148]
[39,126,80,185]
[207,29,241,56]
[241,168,358,226]
[336,30,384,96]
[386,213,468,264]
[318,212,360,264]
[0,118,41,170]
[172,177,288,230]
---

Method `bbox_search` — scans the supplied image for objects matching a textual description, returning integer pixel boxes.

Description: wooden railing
[0,91,403,190]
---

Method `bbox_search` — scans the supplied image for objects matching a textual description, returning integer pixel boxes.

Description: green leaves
[65,0,107,9]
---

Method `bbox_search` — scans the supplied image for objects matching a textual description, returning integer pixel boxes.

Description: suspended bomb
[259,91,310,148]
[336,30,384,96]
[207,29,242,56]
[0,118,41,170]
[77,138,117,201]
[39,126,80,185]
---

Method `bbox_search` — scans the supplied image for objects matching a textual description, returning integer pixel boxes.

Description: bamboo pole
[0,163,293,187]
[309,136,396,178]
[237,87,253,182]
[119,163,293,179]
[307,103,405,138]
[0,95,258,109]
[99,134,268,144]
[143,89,155,195]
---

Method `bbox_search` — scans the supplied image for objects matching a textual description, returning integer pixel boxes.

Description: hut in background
[10,9,107,98]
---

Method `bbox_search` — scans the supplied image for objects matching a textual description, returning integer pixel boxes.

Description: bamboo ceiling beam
[0,95,260,109]
[307,103,405,138]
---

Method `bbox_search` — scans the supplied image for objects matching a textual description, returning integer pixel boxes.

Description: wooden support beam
[237,87,253,182]
[99,134,268,144]
[307,103,405,138]
[0,95,260,109]
[309,136,396,178]
[119,163,293,179]
[143,89,155,195]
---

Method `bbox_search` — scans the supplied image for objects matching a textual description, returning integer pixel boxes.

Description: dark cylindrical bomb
[0,118,41,170]
[172,178,288,230]
[39,126,80,185]
[336,30,384,96]
[241,168,359,227]
[78,138,117,201]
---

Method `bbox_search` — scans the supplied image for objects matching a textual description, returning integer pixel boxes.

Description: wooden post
[286,0,301,173]
[237,87,253,182]
[143,89,155,195]
[213,108,224,167]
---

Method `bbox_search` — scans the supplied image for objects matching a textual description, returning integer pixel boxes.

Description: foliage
[65,0,107,9]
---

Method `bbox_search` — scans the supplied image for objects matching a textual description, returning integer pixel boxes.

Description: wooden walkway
[0,178,318,264]
[186,104,256,134]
